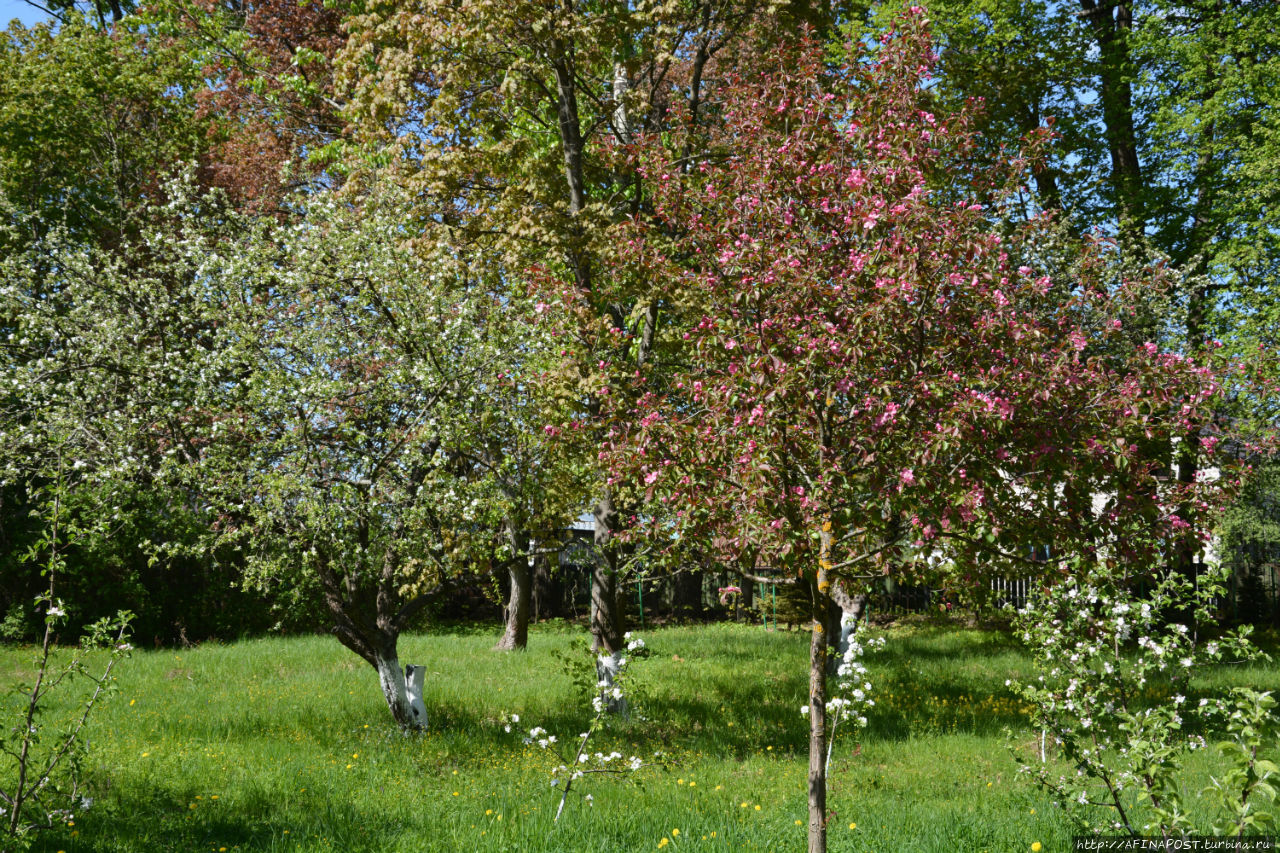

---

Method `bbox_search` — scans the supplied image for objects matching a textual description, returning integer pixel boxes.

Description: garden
[2,0,1280,851]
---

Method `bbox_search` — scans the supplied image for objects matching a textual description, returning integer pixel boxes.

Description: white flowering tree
[0,187,232,844]
[191,182,566,728]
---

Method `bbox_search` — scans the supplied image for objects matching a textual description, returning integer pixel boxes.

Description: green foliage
[1205,688,1280,835]
[1,464,132,851]
[1220,459,1280,626]
[0,12,208,253]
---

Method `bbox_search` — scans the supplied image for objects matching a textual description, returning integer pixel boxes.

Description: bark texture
[495,524,532,651]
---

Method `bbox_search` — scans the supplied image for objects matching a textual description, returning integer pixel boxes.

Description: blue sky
[0,0,50,28]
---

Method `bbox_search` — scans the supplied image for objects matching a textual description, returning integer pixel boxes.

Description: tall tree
[194,183,557,727]
[610,14,1240,850]
[338,0,783,664]
[850,0,1280,599]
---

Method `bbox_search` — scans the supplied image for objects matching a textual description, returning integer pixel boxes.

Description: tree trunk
[374,646,426,730]
[1079,0,1144,235]
[807,562,831,853]
[831,581,868,662]
[591,492,624,655]
[496,558,532,650]
[532,549,556,621]
[496,525,532,651]
[673,568,703,618]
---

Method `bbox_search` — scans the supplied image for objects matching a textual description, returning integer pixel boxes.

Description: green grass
[4,621,1278,852]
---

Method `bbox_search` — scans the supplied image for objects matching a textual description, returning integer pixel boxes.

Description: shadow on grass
[30,785,415,853]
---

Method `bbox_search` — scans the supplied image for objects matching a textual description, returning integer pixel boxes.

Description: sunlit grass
[4,621,1276,851]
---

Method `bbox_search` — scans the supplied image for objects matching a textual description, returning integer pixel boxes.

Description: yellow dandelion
[1032,844,1042,852]
[754,804,761,811]
[677,778,685,785]
[658,839,669,849]
[485,809,493,816]
[188,803,197,810]
[740,802,749,809]
[688,781,695,787]
[210,795,218,800]
[672,829,679,837]
[849,823,857,830]
[795,819,803,825]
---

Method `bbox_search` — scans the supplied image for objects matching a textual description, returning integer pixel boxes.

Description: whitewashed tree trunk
[375,651,426,730]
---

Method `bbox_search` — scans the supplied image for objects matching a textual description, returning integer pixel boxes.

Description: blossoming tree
[607,12,1239,852]
[193,184,564,728]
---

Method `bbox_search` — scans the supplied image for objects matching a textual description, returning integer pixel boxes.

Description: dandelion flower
[1032,844,1042,852]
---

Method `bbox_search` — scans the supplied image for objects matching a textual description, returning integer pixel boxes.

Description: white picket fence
[990,576,1031,610]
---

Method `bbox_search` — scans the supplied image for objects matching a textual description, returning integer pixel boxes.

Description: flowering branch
[1009,559,1268,837]
[502,633,665,824]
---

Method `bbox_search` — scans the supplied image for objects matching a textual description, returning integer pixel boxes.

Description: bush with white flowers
[503,633,663,823]
[1008,558,1275,837]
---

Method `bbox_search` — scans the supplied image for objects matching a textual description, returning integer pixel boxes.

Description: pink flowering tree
[605,11,1240,853]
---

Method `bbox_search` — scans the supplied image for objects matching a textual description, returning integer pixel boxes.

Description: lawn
[5,621,1278,852]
